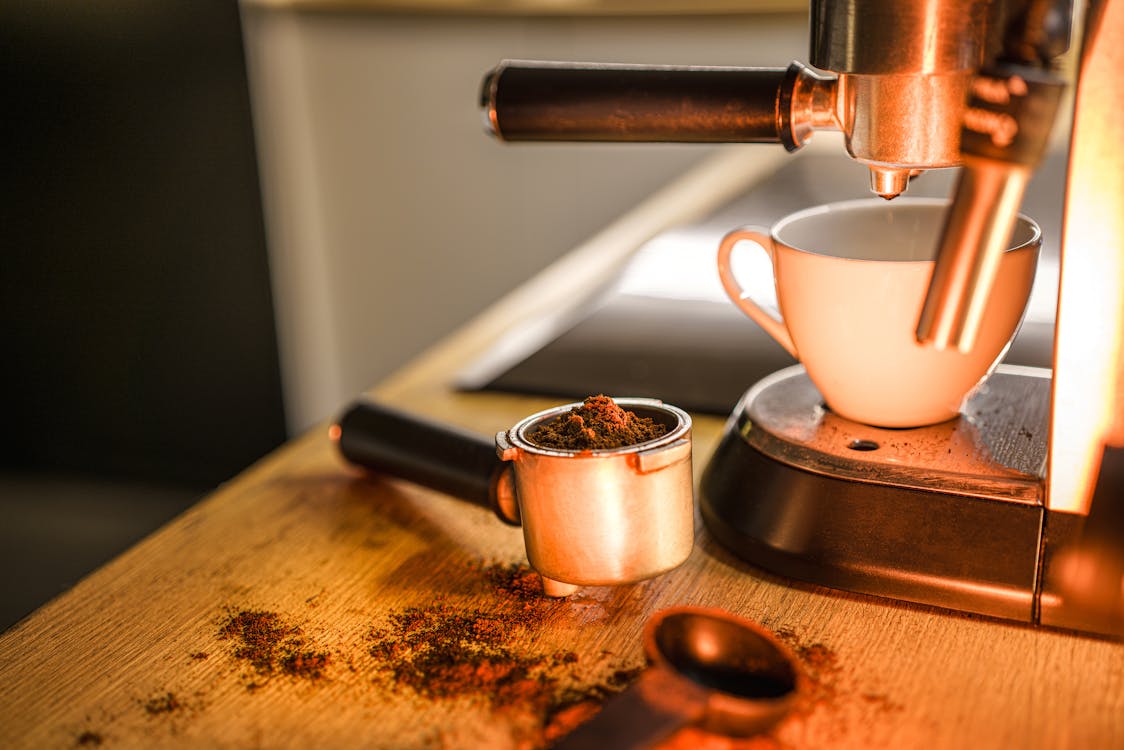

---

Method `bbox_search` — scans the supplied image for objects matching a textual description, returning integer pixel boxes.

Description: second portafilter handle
[334,400,520,525]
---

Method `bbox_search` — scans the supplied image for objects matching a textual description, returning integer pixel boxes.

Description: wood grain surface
[1,147,1121,749]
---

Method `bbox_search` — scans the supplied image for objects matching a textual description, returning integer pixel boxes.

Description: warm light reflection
[615,230,780,309]
[693,629,722,662]
[1048,3,1124,514]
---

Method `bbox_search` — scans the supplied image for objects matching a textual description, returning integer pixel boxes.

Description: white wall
[240,7,809,432]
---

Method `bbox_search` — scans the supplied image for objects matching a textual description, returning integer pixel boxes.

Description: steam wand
[916,0,1072,351]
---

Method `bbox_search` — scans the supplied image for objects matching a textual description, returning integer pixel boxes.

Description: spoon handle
[550,670,705,750]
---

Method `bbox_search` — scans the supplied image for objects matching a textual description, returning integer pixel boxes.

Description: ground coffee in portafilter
[529,395,668,451]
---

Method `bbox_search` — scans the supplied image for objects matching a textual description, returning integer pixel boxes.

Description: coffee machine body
[481,0,1124,636]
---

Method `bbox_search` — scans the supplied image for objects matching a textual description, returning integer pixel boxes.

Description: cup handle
[717,227,797,358]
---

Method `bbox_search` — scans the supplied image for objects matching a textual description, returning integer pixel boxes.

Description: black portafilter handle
[480,60,799,147]
[333,400,511,522]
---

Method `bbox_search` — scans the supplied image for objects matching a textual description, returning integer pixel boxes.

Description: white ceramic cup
[717,198,1041,428]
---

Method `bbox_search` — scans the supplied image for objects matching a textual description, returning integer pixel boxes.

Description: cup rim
[771,197,1042,261]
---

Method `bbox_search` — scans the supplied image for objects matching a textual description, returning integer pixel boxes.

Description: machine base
[700,365,1058,624]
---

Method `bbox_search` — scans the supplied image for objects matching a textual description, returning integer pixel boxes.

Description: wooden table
[1,147,1120,750]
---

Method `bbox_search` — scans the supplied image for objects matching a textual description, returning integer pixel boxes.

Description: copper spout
[869,166,912,199]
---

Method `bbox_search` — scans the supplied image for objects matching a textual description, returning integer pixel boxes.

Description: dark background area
[1,1,287,630]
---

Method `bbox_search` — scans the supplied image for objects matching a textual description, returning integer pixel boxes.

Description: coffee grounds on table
[529,395,668,451]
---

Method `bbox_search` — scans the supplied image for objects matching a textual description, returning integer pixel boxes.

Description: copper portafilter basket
[332,398,694,596]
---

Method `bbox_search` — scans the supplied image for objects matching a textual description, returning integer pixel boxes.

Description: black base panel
[699,425,1045,623]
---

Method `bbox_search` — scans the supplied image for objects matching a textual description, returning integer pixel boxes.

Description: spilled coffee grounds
[773,626,902,727]
[142,692,183,716]
[364,561,642,734]
[218,609,331,686]
[530,395,667,451]
[367,604,575,705]
[482,560,548,603]
[367,564,570,705]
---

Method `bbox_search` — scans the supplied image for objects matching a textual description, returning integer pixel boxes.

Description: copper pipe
[916,158,1033,351]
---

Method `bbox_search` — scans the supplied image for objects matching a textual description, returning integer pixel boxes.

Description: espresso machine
[480,1,1123,637]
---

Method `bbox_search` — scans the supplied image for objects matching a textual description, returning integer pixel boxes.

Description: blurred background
[0,0,807,630]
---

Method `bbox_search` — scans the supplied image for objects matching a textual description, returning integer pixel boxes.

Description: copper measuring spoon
[552,607,802,749]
